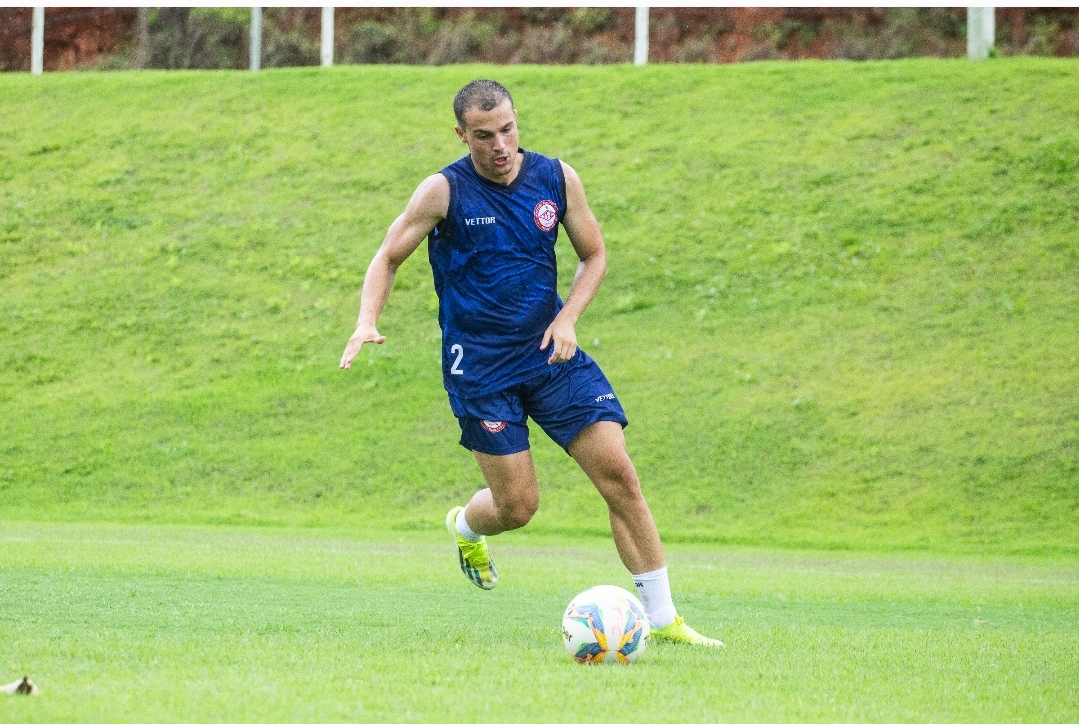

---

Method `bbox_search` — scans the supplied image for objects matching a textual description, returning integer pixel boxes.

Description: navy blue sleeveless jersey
[428,150,568,398]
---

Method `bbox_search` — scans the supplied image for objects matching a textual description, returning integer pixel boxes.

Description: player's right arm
[339,174,449,370]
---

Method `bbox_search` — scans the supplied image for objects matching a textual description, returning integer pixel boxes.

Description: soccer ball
[561,585,650,664]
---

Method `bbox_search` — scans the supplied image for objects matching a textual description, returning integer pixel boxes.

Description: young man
[340,80,721,647]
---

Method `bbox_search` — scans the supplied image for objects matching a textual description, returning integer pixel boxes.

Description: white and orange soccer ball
[561,585,650,664]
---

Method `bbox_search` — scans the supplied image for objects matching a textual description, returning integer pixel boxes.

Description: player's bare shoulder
[558,160,599,233]
[377,173,451,267]
[559,159,582,185]
[559,161,594,215]
[406,173,451,226]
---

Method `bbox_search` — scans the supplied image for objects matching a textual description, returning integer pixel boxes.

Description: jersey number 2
[450,344,464,375]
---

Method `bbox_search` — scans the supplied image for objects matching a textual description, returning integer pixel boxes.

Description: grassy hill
[1,59,1076,554]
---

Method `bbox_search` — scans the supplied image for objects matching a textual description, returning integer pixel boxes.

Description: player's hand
[540,315,577,364]
[339,324,386,370]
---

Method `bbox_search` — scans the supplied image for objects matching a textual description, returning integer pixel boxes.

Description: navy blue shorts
[447,350,629,456]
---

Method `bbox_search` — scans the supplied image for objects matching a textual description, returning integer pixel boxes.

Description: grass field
[1,59,1077,553]
[1,59,1078,721]
[3,522,1078,723]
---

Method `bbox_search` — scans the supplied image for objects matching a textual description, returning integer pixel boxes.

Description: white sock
[455,509,483,542]
[631,567,677,629]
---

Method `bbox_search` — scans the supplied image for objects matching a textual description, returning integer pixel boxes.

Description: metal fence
[5,7,1079,74]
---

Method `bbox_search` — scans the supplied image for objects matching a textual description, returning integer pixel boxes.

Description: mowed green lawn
[2,522,1077,723]
[1,60,1077,553]
[1,60,1078,721]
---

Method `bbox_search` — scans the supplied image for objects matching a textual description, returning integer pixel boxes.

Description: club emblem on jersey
[533,200,559,232]
[481,420,506,433]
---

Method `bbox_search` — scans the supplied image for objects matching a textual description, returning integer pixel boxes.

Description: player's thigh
[473,448,540,511]
[567,421,643,502]
[524,352,629,453]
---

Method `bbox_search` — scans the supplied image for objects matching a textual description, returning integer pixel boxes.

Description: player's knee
[499,497,539,529]
[596,470,644,508]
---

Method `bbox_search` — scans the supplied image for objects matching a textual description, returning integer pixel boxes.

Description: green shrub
[570,8,616,35]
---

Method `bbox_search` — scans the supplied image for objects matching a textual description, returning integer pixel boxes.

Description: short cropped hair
[453,79,514,128]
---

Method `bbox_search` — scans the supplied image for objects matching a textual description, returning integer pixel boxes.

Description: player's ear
[454,125,467,143]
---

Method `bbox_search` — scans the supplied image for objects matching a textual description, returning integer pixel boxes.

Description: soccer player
[340,80,721,647]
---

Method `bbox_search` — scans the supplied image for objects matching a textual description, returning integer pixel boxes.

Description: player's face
[455,99,520,183]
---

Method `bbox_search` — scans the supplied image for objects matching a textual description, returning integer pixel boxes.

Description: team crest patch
[533,200,559,232]
[481,420,506,433]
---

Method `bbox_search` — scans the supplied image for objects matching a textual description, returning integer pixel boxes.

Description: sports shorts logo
[533,200,559,232]
[481,420,506,433]
[595,393,616,403]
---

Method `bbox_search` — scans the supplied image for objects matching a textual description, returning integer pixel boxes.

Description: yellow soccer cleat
[445,506,498,590]
[650,616,724,647]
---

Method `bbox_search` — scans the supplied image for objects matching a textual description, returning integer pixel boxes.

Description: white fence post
[967,7,995,60]
[250,7,262,72]
[31,7,44,75]
[321,6,334,67]
[634,6,649,66]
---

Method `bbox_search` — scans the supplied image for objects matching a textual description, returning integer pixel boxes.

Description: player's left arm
[541,161,608,364]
